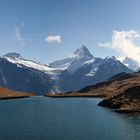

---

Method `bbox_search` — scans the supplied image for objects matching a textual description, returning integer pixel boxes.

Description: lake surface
[0,97,140,140]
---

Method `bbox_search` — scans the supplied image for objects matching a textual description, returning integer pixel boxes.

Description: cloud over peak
[99,30,140,63]
[45,35,62,43]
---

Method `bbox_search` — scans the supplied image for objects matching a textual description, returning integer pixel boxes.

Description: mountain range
[51,46,132,92]
[0,46,134,94]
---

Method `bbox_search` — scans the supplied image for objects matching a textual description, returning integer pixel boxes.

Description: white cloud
[15,22,26,46]
[99,30,140,62]
[45,35,62,43]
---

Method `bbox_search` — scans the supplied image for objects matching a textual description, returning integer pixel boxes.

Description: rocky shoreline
[46,72,140,113]
[0,96,30,100]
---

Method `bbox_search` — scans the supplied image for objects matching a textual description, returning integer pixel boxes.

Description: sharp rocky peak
[72,45,94,59]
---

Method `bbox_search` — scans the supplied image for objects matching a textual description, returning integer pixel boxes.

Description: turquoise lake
[0,97,140,140]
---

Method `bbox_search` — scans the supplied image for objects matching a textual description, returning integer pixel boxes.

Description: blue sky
[0,0,140,63]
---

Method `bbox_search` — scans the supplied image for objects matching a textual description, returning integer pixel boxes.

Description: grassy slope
[0,87,34,99]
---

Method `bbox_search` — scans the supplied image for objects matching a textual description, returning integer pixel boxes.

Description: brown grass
[0,87,34,99]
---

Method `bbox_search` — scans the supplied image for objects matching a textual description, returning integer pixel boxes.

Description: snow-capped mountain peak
[71,45,93,59]
[50,46,95,74]
[121,56,140,71]
[4,53,23,60]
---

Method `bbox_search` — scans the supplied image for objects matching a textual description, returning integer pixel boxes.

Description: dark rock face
[0,58,54,95]
[59,64,93,92]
